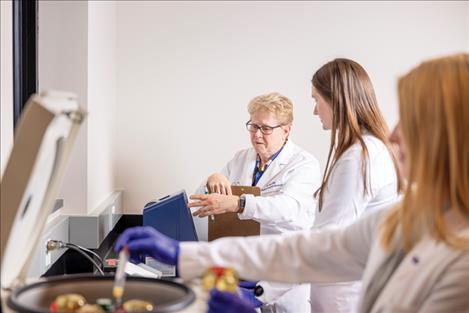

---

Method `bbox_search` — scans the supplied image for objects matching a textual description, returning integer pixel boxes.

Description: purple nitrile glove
[238,280,263,308]
[207,289,257,313]
[239,280,258,289]
[114,226,180,266]
[239,287,263,308]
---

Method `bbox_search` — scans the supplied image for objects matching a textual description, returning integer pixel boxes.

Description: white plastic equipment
[0,91,205,313]
[0,92,85,311]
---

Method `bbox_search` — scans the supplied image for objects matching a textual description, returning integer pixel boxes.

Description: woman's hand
[114,226,179,266]
[206,173,232,195]
[189,194,240,217]
[208,289,256,313]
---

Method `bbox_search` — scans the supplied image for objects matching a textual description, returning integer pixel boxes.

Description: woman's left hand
[208,289,256,313]
[189,194,240,217]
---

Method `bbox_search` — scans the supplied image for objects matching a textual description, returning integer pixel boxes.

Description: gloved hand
[239,280,258,289]
[208,289,256,313]
[114,226,179,266]
[238,281,263,308]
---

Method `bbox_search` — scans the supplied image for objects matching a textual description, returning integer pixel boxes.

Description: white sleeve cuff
[256,281,297,304]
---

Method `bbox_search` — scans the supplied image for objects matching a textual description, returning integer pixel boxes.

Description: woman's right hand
[206,173,232,195]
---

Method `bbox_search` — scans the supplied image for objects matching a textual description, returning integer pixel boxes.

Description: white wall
[0,0,13,177]
[5,1,468,241]
[39,1,117,214]
[87,1,117,212]
[115,1,468,221]
[39,1,89,214]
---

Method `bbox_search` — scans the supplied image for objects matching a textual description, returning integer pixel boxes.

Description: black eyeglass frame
[245,121,284,135]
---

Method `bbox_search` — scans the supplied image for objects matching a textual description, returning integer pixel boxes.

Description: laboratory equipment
[143,191,198,242]
[0,92,201,313]
[113,246,129,308]
[202,267,239,293]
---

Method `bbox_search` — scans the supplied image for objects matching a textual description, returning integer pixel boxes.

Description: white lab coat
[179,208,469,313]
[310,135,399,313]
[197,140,320,313]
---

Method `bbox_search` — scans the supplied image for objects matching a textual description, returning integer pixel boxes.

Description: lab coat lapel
[362,210,469,312]
[237,148,258,186]
[369,234,467,312]
[255,141,295,189]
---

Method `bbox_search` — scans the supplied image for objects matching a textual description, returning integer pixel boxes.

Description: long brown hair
[381,53,469,251]
[313,58,401,211]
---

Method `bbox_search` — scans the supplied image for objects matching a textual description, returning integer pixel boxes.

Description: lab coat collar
[253,141,297,188]
[236,151,258,186]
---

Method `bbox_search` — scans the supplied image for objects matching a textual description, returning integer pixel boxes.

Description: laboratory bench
[42,214,142,277]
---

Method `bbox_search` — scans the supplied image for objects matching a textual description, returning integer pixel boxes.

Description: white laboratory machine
[0,92,206,313]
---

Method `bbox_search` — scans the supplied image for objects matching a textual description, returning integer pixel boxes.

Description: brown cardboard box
[207,186,260,241]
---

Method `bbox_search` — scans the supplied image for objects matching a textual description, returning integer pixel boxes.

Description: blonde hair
[381,53,469,251]
[312,58,401,211]
[248,92,293,125]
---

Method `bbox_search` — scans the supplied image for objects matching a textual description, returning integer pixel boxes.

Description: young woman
[308,59,401,312]
[115,53,469,313]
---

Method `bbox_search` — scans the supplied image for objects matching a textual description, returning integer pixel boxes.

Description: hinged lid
[0,91,86,290]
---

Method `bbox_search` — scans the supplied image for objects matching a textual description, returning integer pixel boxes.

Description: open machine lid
[0,91,86,290]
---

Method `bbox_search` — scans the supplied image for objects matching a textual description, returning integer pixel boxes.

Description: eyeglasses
[245,121,283,135]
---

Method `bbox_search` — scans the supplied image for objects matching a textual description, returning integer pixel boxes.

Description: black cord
[65,244,105,276]
[65,242,104,267]
[47,240,105,276]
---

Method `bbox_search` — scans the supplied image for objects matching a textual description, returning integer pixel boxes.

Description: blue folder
[143,190,198,242]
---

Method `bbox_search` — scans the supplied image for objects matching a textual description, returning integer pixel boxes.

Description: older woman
[189,92,321,313]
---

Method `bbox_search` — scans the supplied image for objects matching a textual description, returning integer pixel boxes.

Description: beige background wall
[114,1,468,239]
[38,1,117,214]
[38,1,89,214]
